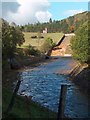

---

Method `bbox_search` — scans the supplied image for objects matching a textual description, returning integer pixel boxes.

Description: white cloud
[35,11,52,23]
[3,0,52,25]
[64,9,84,16]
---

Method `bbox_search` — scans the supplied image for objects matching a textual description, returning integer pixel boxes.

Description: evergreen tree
[49,18,52,24]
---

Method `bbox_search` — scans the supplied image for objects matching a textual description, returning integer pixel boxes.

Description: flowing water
[15,57,89,118]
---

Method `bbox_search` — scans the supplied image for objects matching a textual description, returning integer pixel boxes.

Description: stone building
[43,27,48,33]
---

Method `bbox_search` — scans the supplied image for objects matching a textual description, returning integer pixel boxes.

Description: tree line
[19,11,88,34]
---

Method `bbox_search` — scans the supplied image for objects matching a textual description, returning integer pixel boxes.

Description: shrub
[24,45,41,56]
[31,35,37,38]
[40,37,54,53]
[71,21,90,63]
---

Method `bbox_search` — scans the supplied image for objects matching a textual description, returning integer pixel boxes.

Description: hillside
[21,32,64,49]
[20,11,88,33]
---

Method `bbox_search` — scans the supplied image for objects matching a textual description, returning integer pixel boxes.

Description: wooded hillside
[19,11,88,33]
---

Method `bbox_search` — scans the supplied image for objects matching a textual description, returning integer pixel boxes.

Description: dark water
[16,57,89,118]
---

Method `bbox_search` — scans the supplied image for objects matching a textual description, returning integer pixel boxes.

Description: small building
[43,27,48,33]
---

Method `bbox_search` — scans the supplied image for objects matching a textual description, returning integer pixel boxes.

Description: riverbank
[2,86,57,119]
[2,56,58,119]
[55,57,78,75]
[69,63,90,97]
[3,56,89,119]
[55,58,90,97]
[12,56,89,118]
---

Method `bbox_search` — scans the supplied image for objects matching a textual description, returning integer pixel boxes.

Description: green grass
[21,32,64,48]
[2,87,57,119]
[2,58,57,119]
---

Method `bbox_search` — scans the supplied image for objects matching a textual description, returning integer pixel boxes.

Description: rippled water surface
[17,57,89,118]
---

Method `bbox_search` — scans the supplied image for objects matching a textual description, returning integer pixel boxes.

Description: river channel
[14,57,89,118]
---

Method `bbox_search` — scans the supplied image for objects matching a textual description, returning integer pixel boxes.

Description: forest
[19,11,88,33]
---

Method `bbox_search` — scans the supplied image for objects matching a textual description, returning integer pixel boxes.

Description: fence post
[6,80,21,114]
[57,85,68,120]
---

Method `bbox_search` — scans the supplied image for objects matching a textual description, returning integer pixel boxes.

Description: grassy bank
[2,55,57,119]
[2,87,57,119]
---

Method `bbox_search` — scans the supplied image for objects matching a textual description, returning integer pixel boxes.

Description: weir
[47,34,75,57]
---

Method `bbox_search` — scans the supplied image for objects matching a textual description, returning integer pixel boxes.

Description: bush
[40,37,54,53]
[31,35,37,38]
[71,21,90,63]
[24,45,41,56]
[31,35,44,39]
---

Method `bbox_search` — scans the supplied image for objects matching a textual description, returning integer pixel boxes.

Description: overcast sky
[1,0,88,25]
